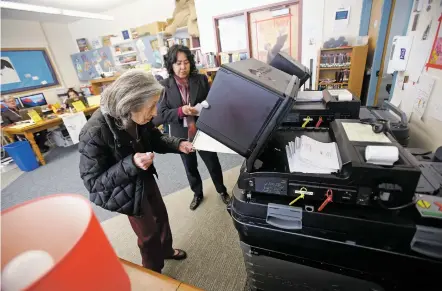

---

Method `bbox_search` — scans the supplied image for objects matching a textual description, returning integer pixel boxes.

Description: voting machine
[195,55,441,291]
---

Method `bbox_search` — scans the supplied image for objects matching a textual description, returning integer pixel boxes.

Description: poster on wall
[1,57,21,85]
[426,14,442,70]
[0,48,59,94]
[255,16,291,63]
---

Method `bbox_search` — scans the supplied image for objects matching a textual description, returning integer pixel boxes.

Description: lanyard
[9,108,21,118]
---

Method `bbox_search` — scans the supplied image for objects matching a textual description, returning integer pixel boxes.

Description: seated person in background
[64,88,85,109]
[1,96,21,125]
[1,96,50,153]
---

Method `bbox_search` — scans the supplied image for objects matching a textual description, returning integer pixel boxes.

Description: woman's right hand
[133,152,155,170]
[182,105,198,116]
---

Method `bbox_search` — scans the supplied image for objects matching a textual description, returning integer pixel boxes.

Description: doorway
[360,0,395,105]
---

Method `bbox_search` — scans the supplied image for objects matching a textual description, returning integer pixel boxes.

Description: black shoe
[190,196,203,210]
[40,146,50,153]
[219,192,231,205]
[165,249,187,260]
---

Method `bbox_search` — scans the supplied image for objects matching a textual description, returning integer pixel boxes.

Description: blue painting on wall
[1,48,59,94]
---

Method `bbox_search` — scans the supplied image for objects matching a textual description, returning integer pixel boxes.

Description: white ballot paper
[192,130,238,155]
[61,112,87,144]
[286,135,341,174]
[194,103,203,116]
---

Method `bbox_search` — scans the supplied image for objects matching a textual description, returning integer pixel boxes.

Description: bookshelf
[315,45,368,98]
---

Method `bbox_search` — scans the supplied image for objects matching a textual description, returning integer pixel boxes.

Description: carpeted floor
[1,145,248,290]
[1,145,244,222]
[101,166,247,291]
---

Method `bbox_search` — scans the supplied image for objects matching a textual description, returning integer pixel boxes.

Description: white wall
[390,4,442,151]
[41,22,79,88]
[322,0,363,42]
[1,19,62,103]
[68,0,176,46]
[302,0,325,88]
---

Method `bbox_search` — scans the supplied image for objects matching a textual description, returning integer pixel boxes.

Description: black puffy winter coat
[78,110,182,216]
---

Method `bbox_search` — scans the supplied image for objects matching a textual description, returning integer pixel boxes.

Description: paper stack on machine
[327,89,353,101]
[365,145,399,166]
[286,135,341,174]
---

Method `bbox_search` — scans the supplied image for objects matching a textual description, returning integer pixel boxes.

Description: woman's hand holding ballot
[179,141,194,154]
[133,152,155,170]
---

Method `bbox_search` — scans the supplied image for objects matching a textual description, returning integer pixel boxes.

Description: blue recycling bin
[4,141,39,171]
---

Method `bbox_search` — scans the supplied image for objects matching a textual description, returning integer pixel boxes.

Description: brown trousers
[128,175,174,272]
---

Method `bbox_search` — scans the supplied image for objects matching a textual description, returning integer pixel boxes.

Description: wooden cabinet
[315,45,368,98]
[90,75,120,95]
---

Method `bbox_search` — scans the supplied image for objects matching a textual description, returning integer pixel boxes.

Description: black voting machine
[196,53,442,291]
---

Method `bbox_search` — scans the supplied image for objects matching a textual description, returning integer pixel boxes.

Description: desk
[2,105,99,165]
[120,258,202,291]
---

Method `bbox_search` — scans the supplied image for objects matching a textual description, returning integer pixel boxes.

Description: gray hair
[3,96,14,102]
[100,69,163,129]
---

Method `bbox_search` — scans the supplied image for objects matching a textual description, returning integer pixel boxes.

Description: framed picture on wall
[1,48,60,95]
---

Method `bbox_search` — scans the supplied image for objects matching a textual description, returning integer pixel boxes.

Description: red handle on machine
[318,189,333,212]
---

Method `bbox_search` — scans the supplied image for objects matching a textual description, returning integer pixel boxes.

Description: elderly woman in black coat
[78,70,193,273]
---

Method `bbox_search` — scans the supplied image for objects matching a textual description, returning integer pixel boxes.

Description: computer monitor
[19,93,47,108]
[15,98,23,109]
[0,101,7,112]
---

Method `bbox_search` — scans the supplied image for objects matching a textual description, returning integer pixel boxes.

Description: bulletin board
[1,48,60,94]
[71,46,114,81]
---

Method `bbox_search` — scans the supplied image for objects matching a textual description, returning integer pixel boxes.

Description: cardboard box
[136,21,167,37]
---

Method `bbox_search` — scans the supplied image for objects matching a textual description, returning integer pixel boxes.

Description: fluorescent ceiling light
[0,1,114,20]
[0,1,61,14]
[62,9,113,21]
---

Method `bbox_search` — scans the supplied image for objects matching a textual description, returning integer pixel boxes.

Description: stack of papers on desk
[286,135,341,174]
[9,121,35,129]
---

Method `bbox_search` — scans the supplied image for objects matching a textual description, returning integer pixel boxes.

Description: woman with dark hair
[64,88,84,109]
[155,44,230,210]
[67,88,80,99]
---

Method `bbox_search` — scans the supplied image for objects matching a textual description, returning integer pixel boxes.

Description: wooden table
[2,106,99,165]
[120,258,202,291]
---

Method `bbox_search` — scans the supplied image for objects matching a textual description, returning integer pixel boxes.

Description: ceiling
[5,0,137,13]
[1,9,82,23]
[1,0,139,23]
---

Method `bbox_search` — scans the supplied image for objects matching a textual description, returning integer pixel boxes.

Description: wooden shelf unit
[315,45,368,98]
[319,66,351,70]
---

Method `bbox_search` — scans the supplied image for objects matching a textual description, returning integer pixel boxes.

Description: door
[366,0,394,105]
[367,0,384,69]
